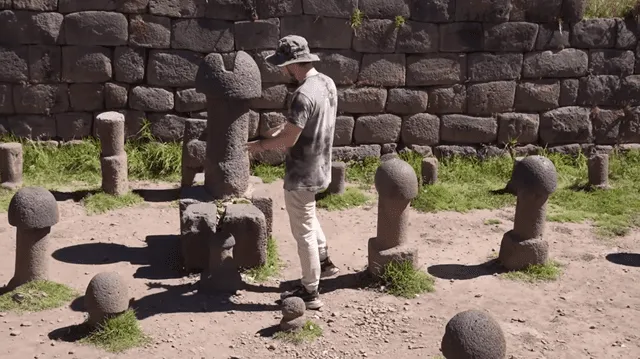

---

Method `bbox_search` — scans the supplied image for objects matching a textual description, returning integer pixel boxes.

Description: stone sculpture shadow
[132,188,180,202]
[48,322,94,344]
[428,259,505,280]
[49,189,100,202]
[606,253,640,267]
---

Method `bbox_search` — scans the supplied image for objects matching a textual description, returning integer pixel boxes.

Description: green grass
[484,219,501,225]
[394,15,406,28]
[273,320,323,345]
[0,280,77,313]
[585,0,638,18]
[317,187,372,211]
[251,163,285,183]
[243,236,281,282]
[81,309,149,353]
[350,9,364,29]
[82,192,145,215]
[501,261,563,283]
[379,260,435,299]
[345,156,380,186]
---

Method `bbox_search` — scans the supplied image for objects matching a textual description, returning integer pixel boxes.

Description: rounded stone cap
[8,187,59,229]
[96,111,125,124]
[0,142,22,152]
[510,155,558,195]
[374,158,419,201]
[85,271,129,318]
[441,309,506,359]
[281,297,305,319]
[195,51,262,100]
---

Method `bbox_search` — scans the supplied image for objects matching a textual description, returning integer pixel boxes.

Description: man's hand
[246,140,263,156]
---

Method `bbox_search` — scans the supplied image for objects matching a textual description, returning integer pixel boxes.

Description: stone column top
[195,51,262,100]
[0,143,22,150]
[510,155,558,196]
[96,111,125,124]
[374,158,419,201]
[8,187,59,229]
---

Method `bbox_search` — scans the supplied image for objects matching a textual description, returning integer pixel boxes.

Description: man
[246,35,339,310]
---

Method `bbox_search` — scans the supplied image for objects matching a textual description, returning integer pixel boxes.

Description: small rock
[21,321,32,327]
[10,330,21,336]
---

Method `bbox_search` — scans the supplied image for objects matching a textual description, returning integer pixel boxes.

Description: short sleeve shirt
[283,72,338,192]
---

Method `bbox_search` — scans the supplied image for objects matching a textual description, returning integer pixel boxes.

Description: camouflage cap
[266,35,320,67]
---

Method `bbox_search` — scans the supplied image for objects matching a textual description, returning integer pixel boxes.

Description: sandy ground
[0,178,638,359]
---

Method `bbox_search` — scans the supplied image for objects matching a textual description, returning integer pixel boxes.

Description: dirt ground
[0,178,638,359]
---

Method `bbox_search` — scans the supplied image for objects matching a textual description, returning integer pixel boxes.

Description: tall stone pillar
[96,112,128,196]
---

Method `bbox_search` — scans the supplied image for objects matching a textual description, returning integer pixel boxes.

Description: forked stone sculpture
[441,309,506,359]
[587,153,610,189]
[85,272,130,328]
[200,232,242,294]
[327,162,346,195]
[498,156,557,271]
[421,157,438,185]
[6,187,59,290]
[96,112,128,195]
[368,157,419,277]
[280,297,306,332]
[0,142,23,190]
[181,118,207,187]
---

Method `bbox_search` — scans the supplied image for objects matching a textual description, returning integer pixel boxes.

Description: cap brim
[266,53,321,67]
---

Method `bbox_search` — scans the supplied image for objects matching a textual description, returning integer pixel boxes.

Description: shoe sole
[305,298,324,310]
[320,266,340,278]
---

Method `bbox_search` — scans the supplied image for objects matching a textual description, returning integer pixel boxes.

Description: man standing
[246,35,339,310]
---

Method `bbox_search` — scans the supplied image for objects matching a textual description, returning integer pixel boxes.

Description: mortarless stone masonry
[0,0,637,160]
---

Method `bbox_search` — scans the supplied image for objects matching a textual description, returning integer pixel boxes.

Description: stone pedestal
[223,203,268,269]
[181,118,207,187]
[280,297,306,332]
[0,143,23,190]
[96,112,128,195]
[421,157,438,185]
[180,202,217,273]
[587,154,610,189]
[327,162,346,194]
[200,232,242,294]
[85,272,129,328]
[441,309,506,359]
[498,156,557,271]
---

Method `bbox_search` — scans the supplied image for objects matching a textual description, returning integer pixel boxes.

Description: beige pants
[284,189,328,293]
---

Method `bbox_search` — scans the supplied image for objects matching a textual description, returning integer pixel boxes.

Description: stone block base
[180,201,217,273]
[100,154,128,195]
[498,230,548,271]
[280,317,306,332]
[367,237,418,277]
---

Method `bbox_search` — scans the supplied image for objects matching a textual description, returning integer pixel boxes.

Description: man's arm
[256,122,303,151]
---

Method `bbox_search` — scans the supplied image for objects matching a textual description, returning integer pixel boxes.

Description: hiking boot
[280,285,323,310]
[320,257,340,278]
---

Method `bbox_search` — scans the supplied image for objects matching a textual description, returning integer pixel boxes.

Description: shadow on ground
[606,253,640,267]
[48,322,93,343]
[428,259,505,280]
[132,188,180,202]
[50,189,99,202]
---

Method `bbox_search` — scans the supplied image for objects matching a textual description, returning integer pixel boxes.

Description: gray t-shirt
[283,72,338,192]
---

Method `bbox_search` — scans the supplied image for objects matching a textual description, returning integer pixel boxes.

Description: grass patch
[484,219,501,225]
[82,309,149,353]
[501,261,563,283]
[379,260,435,299]
[82,192,145,215]
[0,280,77,313]
[346,156,380,186]
[394,15,405,27]
[585,0,638,18]
[251,163,285,184]
[350,8,364,29]
[243,236,281,282]
[317,187,371,211]
[273,320,323,345]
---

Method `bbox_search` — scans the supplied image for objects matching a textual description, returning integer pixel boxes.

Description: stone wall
[1,0,639,160]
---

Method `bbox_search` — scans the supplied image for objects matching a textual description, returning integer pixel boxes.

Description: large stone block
[620,75,640,106]
[147,50,203,88]
[591,108,623,145]
[411,0,454,22]
[406,54,466,86]
[250,84,288,110]
[333,145,381,162]
[427,85,466,114]
[572,19,616,49]
[147,113,186,142]
[439,23,483,52]
[150,0,206,17]
[301,0,356,18]
[0,11,64,45]
[58,0,118,12]
[536,23,570,50]
[62,46,112,83]
[523,49,588,78]
[64,11,128,46]
[467,81,516,116]
[352,19,398,53]
[105,82,128,109]
[257,0,303,17]
[510,0,561,22]
[0,84,13,114]
[396,21,439,53]
[514,80,560,112]
[235,19,280,50]
[338,87,387,113]
[280,15,352,49]
[28,46,62,83]
[589,50,634,76]
[455,0,511,22]
[223,203,268,269]
[13,0,57,11]
[114,47,145,84]
[171,19,234,53]
[129,86,174,112]
[621,107,640,143]
[386,89,428,115]
[69,84,104,112]
[359,0,410,18]
[334,116,354,146]
[56,112,93,140]
[441,115,497,144]
[175,88,206,112]
[577,75,621,107]
[7,115,56,139]
[484,22,538,52]
[497,113,539,144]
[354,114,401,144]
[13,84,69,114]
[0,46,28,83]
[129,14,171,48]
[118,0,148,13]
[539,106,592,145]
[617,18,638,50]
[560,79,579,106]
[468,53,522,82]
[401,113,439,146]
[315,50,361,85]
[253,50,294,84]
[358,54,406,87]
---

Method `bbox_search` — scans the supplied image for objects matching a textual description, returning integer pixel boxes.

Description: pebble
[10,330,21,336]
